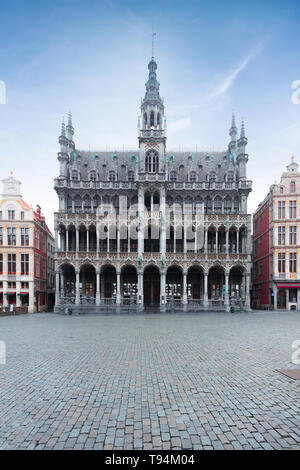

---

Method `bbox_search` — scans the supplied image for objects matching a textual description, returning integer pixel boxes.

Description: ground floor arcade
[56,262,251,311]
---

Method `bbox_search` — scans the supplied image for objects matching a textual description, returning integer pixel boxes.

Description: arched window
[72,170,79,181]
[224,196,232,214]
[145,150,159,173]
[170,171,177,182]
[89,170,97,181]
[128,170,135,182]
[290,181,296,193]
[109,171,116,182]
[209,172,216,183]
[157,113,161,127]
[143,112,147,127]
[150,111,155,127]
[214,196,222,214]
[280,186,284,194]
[227,171,234,183]
[190,171,196,182]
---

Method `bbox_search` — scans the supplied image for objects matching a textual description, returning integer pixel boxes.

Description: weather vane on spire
[152,31,156,58]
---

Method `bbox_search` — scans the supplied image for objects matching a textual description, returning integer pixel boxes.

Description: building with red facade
[252,157,300,310]
[0,174,55,313]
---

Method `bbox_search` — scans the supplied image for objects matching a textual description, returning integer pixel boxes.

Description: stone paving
[0,310,299,450]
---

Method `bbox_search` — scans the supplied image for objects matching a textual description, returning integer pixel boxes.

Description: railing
[101,298,116,305]
[58,296,76,304]
[81,296,96,304]
[207,299,225,310]
[187,298,204,308]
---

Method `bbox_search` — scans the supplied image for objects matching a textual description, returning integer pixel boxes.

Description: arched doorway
[143,266,160,308]
[208,266,225,299]
[61,263,76,299]
[101,265,117,300]
[229,266,245,300]
[80,264,96,302]
[187,266,204,300]
[166,266,183,300]
[121,265,137,303]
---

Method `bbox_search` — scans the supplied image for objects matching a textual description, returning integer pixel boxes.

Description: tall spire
[66,109,74,142]
[60,117,66,137]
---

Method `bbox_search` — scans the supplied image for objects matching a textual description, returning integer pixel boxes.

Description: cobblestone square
[0,311,299,450]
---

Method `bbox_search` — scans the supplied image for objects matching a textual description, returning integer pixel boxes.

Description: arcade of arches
[57,263,250,310]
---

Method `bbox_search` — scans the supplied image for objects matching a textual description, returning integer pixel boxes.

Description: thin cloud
[208,43,264,101]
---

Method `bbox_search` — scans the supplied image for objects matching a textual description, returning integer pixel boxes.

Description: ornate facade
[253,157,300,310]
[54,56,252,312]
[0,174,55,313]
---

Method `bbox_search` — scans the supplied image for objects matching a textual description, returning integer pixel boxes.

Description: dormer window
[190,171,196,182]
[90,170,97,181]
[109,171,116,182]
[170,171,177,182]
[280,186,284,194]
[72,170,79,181]
[290,181,296,193]
[209,172,216,183]
[227,172,234,183]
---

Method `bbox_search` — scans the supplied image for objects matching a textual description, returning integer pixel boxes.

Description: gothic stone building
[54,57,252,312]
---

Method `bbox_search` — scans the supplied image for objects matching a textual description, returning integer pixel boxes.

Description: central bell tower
[138,57,166,174]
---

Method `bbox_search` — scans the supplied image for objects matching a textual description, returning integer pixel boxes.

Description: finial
[152,31,156,58]
[68,110,72,127]
[61,117,66,137]
[291,155,295,162]
[10,170,13,175]
[231,112,236,128]
[240,119,245,138]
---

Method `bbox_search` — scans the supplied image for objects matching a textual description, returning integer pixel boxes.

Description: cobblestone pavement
[0,311,299,450]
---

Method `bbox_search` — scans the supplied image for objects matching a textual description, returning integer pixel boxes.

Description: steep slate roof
[72,148,235,182]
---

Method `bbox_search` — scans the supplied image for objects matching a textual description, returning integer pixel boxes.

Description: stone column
[160,187,166,256]
[116,270,121,307]
[72,200,75,213]
[66,228,69,253]
[160,269,166,312]
[204,228,208,253]
[86,228,89,253]
[225,271,230,312]
[75,270,80,306]
[138,270,143,311]
[61,272,64,298]
[226,229,229,254]
[55,228,58,253]
[107,227,110,253]
[182,269,187,310]
[215,230,218,254]
[16,281,21,308]
[138,188,144,257]
[96,270,100,306]
[236,230,239,254]
[55,272,60,303]
[183,223,187,254]
[245,272,251,310]
[204,272,208,308]
[194,226,197,253]
[117,224,120,253]
[96,226,99,253]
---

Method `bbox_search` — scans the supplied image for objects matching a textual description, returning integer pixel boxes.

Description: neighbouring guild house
[0,174,55,313]
[54,56,252,313]
[252,157,300,310]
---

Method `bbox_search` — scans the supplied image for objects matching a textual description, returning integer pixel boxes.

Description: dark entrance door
[144,266,160,308]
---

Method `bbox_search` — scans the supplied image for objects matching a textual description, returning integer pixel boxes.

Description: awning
[277,284,300,288]
[18,293,29,296]
[4,292,16,295]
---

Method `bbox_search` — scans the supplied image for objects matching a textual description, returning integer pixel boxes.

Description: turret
[237,120,248,181]
[138,56,166,174]
[229,112,238,151]
[58,117,69,178]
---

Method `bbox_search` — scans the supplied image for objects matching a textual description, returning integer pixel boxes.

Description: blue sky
[0,0,300,231]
